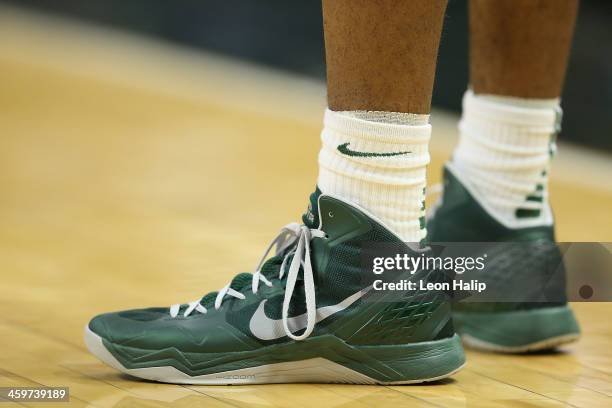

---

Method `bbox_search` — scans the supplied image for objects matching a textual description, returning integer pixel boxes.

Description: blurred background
[0,2,611,404]
[1,0,611,150]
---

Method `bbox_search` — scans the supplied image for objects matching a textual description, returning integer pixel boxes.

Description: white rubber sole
[461,333,580,353]
[84,326,464,385]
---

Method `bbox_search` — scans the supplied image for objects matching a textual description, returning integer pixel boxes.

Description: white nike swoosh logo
[249,287,371,341]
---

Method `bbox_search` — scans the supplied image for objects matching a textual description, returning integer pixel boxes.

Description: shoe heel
[453,306,580,353]
[355,334,465,384]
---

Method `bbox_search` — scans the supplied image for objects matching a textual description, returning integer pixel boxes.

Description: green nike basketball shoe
[85,190,465,385]
[427,165,580,353]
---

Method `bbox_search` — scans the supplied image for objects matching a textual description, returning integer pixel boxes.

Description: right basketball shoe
[428,164,580,353]
[85,189,465,385]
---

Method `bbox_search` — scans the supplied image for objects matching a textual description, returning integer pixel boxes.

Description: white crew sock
[317,108,431,242]
[452,89,562,228]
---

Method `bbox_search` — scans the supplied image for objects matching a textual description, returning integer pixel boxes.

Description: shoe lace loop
[169,222,325,341]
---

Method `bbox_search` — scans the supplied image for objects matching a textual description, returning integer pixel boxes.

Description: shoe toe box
[88,307,168,344]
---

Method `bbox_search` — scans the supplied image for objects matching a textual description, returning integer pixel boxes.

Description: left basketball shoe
[85,190,465,384]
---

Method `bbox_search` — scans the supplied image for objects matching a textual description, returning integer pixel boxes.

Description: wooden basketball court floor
[0,5,611,407]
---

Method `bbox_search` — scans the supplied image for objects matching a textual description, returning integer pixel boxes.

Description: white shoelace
[169,222,326,341]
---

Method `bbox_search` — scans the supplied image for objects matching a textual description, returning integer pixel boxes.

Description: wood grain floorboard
[0,5,610,408]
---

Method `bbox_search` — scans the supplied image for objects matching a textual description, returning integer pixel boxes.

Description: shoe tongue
[197,190,320,310]
[302,187,322,229]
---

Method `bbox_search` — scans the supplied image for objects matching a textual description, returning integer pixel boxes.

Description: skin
[469,0,579,99]
[322,0,448,114]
